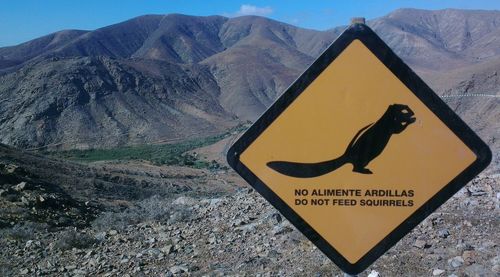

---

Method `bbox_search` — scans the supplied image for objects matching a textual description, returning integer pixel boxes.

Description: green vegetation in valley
[46,125,249,169]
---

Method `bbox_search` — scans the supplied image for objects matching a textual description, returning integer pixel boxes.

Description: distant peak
[389,7,500,15]
[161,13,228,20]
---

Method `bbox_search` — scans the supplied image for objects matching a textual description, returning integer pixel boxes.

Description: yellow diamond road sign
[227,23,491,274]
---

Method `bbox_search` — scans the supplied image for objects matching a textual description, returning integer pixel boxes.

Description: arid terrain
[0,144,498,276]
[0,7,499,276]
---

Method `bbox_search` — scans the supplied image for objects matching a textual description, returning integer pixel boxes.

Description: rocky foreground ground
[0,171,498,276]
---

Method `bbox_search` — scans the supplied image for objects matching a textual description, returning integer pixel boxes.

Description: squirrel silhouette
[267,104,416,178]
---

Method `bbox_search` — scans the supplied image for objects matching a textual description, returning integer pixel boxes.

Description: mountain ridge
[0,8,498,157]
[3,8,500,67]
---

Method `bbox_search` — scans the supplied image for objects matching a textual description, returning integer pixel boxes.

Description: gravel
[0,175,498,276]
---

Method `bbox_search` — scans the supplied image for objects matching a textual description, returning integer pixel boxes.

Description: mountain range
[0,8,498,162]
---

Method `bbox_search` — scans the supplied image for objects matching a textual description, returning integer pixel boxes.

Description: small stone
[432,269,445,276]
[464,264,487,276]
[0,189,6,197]
[490,256,500,266]
[492,264,500,273]
[448,256,464,268]
[414,239,428,249]
[367,270,380,277]
[173,196,196,205]
[73,269,87,275]
[65,265,77,270]
[232,218,246,226]
[235,222,258,233]
[20,268,29,274]
[20,196,30,206]
[470,190,487,196]
[189,265,200,272]
[6,164,18,174]
[462,250,476,265]
[14,182,27,191]
[272,224,293,235]
[160,244,174,254]
[146,248,161,257]
[95,232,106,241]
[271,213,282,224]
[208,198,222,206]
[170,265,188,274]
[25,240,33,248]
[482,241,496,248]
[120,258,129,264]
[108,230,118,236]
[84,250,94,258]
[438,229,450,238]
[208,236,217,244]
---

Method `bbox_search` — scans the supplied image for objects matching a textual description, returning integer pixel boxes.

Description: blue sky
[1,0,500,47]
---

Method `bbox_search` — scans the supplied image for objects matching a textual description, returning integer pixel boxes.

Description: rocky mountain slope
[0,142,237,227]
[1,172,498,276]
[1,8,499,151]
[0,56,234,149]
[370,8,500,70]
[0,14,339,149]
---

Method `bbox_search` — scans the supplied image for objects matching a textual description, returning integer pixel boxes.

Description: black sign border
[226,23,492,275]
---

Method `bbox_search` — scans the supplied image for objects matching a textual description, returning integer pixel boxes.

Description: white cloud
[235,4,273,16]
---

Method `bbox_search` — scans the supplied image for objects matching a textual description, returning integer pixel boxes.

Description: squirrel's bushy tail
[266,156,347,178]
[266,123,373,178]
